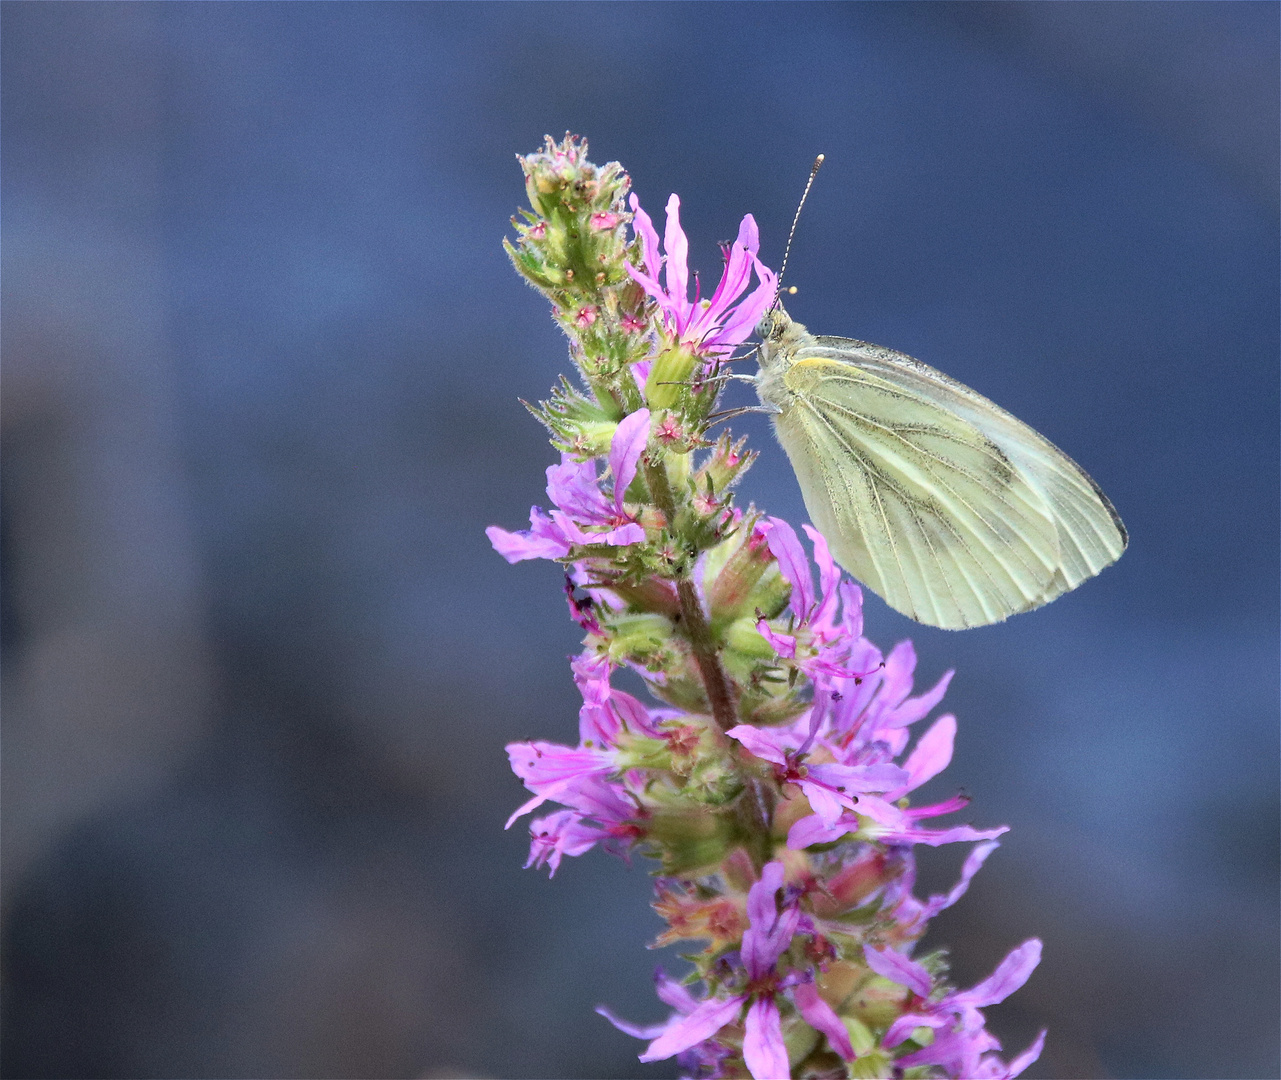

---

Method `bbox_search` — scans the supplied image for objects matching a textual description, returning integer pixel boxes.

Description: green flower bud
[842,1014,878,1057]
[643,345,698,411]
[849,1048,895,1079]
[604,612,673,663]
[721,616,777,661]
[643,804,739,877]
[783,1016,820,1069]
[707,526,787,628]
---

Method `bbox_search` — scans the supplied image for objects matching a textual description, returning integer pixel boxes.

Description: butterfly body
[755,304,1126,629]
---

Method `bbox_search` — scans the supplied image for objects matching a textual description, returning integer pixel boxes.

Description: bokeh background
[2,3,1277,1078]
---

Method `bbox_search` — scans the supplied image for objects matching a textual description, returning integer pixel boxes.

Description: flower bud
[700,433,755,493]
[707,524,788,626]
[722,616,778,662]
[644,345,698,411]
[782,1019,820,1069]
[643,803,739,876]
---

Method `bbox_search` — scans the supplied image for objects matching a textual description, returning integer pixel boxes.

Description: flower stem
[642,457,738,733]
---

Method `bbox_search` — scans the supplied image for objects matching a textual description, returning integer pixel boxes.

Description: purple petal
[895,1025,998,1072]
[626,260,671,310]
[798,779,849,825]
[838,581,865,640]
[571,650,612,702]
[917,840,1000,923]
[662,194,689,313]
[505,772,629,830]
[954,939,1043,1010]
[725,724,788,766]
[611,689,661,737]
[610,409,651,513]
[736,212,761,254]
[895,714,957,795]
[1005,1029,1048,1078]
[598,522,646,546]
[525,810,604,875]
[697,237,754,332]
[760,518,813,615]
[875,639,918,708]
[907,793,971,820]
[654,968,701,1015]
[570,777,634,821]
[807,761,909,794]
[715,259,778,346]
[746,861,786,928]
[847,794,906,828]
[743,997,788,1080]
[755,619,797,658]
[506,741,614,789]
[505,789,557,829]
[889,823,1009,847]
[595,1004,665,1041]
[801,525,841,626]
[549,511,644,548]
[888,669,955,729]
[864,945,932,996]
[743,864,799,978]
[638,994,744,1062]
[883,1010,947,1050]
[579,701,619,747]
[546,455,613,522]
[628,193,662,278]
[485,517,569,563]
[792,983,854,1060]
[786,812,853,849]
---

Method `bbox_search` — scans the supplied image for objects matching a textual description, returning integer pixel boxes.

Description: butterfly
[754,303,1127,629]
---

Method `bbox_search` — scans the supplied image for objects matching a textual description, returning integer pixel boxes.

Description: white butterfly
[755,303,1127,629]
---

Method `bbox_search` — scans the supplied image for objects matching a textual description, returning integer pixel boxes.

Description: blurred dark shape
[2,3,1276,1078]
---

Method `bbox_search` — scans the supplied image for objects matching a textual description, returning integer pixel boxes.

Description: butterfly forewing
[820,338,1128,590]
[762,327,1126,629]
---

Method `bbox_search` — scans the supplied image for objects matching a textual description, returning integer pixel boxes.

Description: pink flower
[590,211,620,231]
[575,305,599,327]
[881,939,1046,1079]
[524,777,641,877]
[757,519,881,680]
[784,709,1008,850]
[486,410,651,562]
[571,650,661,745]
[504,742,617,827]
[727,722,909,827]
[524,810,611,877]
[627,193,777,356]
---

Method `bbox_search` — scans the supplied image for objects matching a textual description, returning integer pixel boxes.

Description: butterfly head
[756,300,794,344]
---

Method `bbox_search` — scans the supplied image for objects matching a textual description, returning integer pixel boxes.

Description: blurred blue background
[2,3,1276,1078]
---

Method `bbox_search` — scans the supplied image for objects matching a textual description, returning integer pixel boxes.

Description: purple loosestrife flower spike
[490,135,1048,1079]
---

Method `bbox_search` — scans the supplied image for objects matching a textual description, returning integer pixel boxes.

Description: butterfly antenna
[775,153,824,300]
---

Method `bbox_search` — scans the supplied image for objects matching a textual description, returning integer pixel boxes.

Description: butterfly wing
[773,337,1125,628]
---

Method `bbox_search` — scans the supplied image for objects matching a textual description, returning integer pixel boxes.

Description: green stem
[642,457,738,734]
